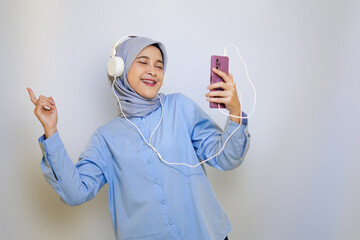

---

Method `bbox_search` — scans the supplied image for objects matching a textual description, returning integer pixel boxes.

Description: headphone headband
[109,35,137,57]
[107,35,137,77]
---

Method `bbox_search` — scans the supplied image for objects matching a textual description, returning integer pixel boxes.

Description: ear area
[162,74,167,84]
[107,56,125,77]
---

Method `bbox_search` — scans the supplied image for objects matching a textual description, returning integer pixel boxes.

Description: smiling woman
[127,45,164,99]
[27,36,250,240]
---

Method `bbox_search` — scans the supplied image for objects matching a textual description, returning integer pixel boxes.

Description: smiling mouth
[141,79,157,86]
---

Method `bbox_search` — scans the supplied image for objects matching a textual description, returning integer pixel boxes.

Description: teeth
[143,80,155,84]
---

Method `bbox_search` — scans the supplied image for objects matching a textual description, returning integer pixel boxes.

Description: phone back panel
[210,55,229,108]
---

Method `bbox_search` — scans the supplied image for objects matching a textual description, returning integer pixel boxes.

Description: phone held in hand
[210,55,229,108]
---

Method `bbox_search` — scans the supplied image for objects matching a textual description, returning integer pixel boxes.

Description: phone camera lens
[216,59,219,63]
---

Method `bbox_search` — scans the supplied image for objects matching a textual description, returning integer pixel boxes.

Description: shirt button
[168,220,173,225]
[147,159,151,164]
[160,200,165,204]
[154,179,159,184]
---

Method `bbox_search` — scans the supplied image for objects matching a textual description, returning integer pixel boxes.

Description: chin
[142,88,161,99]
[141,92,158,99]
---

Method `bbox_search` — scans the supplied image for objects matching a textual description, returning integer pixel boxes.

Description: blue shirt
[38,93,250,240]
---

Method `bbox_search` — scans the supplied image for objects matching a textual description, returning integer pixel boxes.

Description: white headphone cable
[111,43,256,168]
[158,43,256,168]
[111,78,164,152]
[221,43,257,119]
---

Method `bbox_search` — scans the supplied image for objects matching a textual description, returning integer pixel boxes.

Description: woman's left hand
[205,68,241,124]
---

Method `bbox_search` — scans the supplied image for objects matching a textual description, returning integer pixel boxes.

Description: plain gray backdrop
[1,0,359,239]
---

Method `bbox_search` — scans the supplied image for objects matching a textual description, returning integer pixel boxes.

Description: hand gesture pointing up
[27,88,58,138]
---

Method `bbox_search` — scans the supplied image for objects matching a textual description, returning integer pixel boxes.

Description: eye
[156,66,163,69]
[138,61,147,65]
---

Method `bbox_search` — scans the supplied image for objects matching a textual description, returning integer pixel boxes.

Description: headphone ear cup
[107,56,125,77]
[162,74,167,84]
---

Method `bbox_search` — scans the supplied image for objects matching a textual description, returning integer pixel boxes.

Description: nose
[146,65,156,76]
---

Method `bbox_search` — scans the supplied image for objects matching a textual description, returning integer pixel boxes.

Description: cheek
[126,74,139,91]
[127,68,141,85]
[157,70,164,79]
[127,63,143,79]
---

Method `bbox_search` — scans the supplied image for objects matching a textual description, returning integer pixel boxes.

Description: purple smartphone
[210,55,229,108]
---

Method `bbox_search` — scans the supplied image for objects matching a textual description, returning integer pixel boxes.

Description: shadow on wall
[20,148,111,233]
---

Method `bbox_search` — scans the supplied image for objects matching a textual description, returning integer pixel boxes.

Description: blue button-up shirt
[39,93,250,240]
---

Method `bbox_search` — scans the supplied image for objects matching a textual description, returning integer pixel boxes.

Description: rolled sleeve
[38,131,108,206]
[38,132,63,189]
[39,132,63,156]
[208,112,250,171]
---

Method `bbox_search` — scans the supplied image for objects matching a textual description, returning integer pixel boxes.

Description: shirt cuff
[38,131,63,156]
[226,112,250,137]
[228,111,248,126]
[240,112,248,126]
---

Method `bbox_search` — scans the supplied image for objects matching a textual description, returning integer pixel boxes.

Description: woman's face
[127,45,164,99]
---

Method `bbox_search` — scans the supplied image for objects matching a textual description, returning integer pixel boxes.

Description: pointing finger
[27,87,38,105]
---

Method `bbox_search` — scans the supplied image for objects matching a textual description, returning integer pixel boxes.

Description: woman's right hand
[27,88,58,139]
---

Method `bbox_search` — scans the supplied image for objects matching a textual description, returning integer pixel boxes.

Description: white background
[1,0,359,239]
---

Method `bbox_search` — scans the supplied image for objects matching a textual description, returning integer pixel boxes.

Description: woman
[27,36,250,240]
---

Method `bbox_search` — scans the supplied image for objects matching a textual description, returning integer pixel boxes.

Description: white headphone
[107,35,167,83]
[107,35,137,78]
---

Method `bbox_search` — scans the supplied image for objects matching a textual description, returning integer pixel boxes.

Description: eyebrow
[136,56,163,64]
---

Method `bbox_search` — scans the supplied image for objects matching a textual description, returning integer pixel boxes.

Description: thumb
[49,96,56,105]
